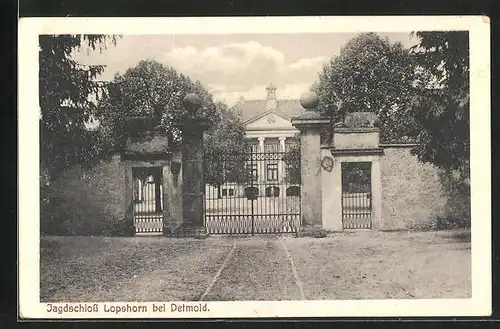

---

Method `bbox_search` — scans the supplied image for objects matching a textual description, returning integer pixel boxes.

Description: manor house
[233,82,304,152]
[207,83,305,199]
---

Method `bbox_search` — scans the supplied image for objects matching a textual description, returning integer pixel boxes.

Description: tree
[203,102,249,198]
[282,135,301,185]
[97,60,248,198]
[408,31,470,177]
[98,59,218,151]
[39,34,119,179]
[312,32,417,143]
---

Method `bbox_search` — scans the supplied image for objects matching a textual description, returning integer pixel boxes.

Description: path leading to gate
[201,236,304,301]
[40,230,471,302]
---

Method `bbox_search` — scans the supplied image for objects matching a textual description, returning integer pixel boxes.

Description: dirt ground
[40,229,471,302]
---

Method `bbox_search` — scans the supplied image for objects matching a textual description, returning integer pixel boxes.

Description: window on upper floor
[248,143,259,153]
[265,143,279,153]
[267,163,278,181]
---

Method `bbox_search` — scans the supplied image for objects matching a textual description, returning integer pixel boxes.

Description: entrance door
[341,162,372,229]
[132,167,163,233]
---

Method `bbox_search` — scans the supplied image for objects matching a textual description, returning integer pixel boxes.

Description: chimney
[265,83,278,110]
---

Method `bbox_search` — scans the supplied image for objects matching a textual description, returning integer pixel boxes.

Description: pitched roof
[233,99,306,124]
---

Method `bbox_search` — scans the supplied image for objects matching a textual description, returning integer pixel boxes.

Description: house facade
[235,82,304,150]
[205,83,305,199]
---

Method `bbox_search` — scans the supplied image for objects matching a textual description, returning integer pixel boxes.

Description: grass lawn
[40,229,471,302]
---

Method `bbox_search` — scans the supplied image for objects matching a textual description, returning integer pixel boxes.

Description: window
[245,186,259,199]
[285,141,299,152]
[266,186,280,197]
[249,163,258,181]
[248,143,258,153]
[286,186,300,197]
[265,143,279,153]
[267,163,278,181]
[222,188,235,197]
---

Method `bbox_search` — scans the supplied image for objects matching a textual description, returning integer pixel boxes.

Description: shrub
[408,216,470,232]
[439,169,471,228]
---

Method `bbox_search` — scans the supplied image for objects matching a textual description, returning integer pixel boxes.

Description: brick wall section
[380,147,447,230]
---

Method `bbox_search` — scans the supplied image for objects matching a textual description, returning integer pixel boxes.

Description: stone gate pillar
[291,92,330,228]
[174,93,211,237]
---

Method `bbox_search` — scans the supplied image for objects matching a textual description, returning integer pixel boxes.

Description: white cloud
[74,40,328,105]
[160,41,327,105]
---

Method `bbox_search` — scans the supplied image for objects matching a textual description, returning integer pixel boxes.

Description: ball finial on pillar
[299,91,319,110]
[183,93,202,114]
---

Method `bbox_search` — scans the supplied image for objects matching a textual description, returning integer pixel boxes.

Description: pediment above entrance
[244,111,294,131]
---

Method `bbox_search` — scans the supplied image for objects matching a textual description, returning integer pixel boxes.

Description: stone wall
[41,155,126,236]
[380,146,447,230]
[41,149,185,236]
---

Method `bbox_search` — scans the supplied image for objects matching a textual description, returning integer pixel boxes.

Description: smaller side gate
[341,162,372,229]
[132,167,164,234]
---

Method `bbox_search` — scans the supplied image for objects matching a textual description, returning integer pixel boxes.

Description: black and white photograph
[18,16,490,318]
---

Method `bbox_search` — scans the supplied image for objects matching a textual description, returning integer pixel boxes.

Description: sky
[74,33,419,106]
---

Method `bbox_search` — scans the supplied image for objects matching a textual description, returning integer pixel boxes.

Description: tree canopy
[39,34,119,179]
[97,59,248,190]
[203,102,249,189]
[408,31,470,176]
[312,32,417,143]
[97,59,218,151]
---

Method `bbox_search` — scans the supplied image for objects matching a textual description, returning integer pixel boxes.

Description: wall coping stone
[380,143,419,148]
[322,143,419,149]
[291,114,330,130]
[330,148,384,156]
[334,127,380,133]
[121,152,173,161]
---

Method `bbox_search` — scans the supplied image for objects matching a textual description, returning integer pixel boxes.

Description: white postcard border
[18,16,491,319]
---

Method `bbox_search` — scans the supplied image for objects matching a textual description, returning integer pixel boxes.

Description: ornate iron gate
[132,167,163,234]
[341,162,372,229]
[204,148,301,234]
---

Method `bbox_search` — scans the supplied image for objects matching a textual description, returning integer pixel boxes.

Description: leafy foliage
[39,34,119,179]
[408,31,470,176]
[282,135,301,184]
[203,102,249,190]
[341,162,372,193]
[97,60,248,192]
[312,33,417,143]
[97,59,218,152]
